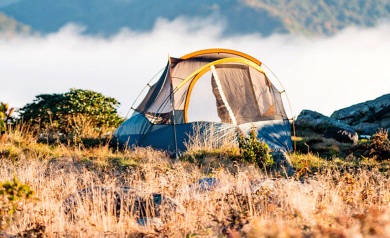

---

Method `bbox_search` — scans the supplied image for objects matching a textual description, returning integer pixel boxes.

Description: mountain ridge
[0,11,33,38]
[1,0,390,37]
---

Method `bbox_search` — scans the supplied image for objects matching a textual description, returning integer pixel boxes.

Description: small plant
[237,126,273,167]
[367,129,390,161]
[339,173,358,206]
[0,176,35,230]
[296,159,312,179]
[0,102,15,132]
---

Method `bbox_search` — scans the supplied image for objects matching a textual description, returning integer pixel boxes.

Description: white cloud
[1,17,390,119]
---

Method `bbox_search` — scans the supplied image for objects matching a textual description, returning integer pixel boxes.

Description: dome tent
[113,49,293,155]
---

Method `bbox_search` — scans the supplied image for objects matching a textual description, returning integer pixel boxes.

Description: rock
[63,186,136,216]
[251,178,323,194]
[63,186,184,220]
[270,150,294,176]
[352,122,382,135]
[366,105,390,123]
[379,118,390,129]
[189,178,221,193]
[331,94,390,134]
[295,110,353,132]
[324,126,359,144]
[250,178,277,194]
[137,217,163,228]
[177,178,228,201]
[150,193,185,218]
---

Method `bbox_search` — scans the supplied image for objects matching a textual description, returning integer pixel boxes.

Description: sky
[1,17,390,120]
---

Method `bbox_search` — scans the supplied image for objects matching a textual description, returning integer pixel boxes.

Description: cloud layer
[1,17,390,119]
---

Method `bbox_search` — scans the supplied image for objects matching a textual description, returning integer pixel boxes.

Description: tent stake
[171,108,179,159]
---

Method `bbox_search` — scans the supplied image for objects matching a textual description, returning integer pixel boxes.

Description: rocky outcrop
[296,110,354,132]
[324,127,358,144]
[295,110,358,144]
[331,94,390,134]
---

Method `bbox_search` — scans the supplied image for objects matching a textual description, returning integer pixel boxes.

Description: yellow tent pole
[175,57,265,90]
[173,57,266,123]
[183,67,212,123]
[180,48,262,66]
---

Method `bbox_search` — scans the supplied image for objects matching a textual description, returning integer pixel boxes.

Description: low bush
[367,129,390,161]
[237,126,273,167]
[0,177,34,230]
[18,89,124,138]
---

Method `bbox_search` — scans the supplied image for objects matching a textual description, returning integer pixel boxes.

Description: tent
[113,49,293,155]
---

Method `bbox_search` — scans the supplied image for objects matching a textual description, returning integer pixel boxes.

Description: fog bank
[1,17,390,118]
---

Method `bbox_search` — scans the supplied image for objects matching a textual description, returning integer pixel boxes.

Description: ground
[0,125,390,237]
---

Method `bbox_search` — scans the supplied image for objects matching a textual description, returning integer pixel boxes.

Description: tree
[18,89,124,136]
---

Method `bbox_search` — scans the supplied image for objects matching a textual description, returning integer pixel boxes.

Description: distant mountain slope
[244,0,390,35]
[0,0,278,36]
[0,11,33,38]
[1,0,390,37]
[0,0,20,8]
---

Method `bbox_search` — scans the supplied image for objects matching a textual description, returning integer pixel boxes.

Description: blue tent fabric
[114,119,292,152]
[114,111,152,147]
[238,120,292,151]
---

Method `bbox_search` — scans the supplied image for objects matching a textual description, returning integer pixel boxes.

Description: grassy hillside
[1,0,389,37]
[1,123,390,236]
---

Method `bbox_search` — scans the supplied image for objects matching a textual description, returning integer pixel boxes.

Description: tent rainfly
[113,49,293,155]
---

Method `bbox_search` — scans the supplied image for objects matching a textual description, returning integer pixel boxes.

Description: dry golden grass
[1,126,390,237]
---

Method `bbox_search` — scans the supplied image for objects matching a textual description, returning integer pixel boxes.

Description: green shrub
[237,126,273,167]
[0,177,34,230]
[0,102,15,132]
[18,89,124,136]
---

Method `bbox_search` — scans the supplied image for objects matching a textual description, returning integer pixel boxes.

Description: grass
[0,125,390,237]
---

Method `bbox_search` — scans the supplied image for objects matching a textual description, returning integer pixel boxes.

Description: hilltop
[0,11,33,38]
[0,0,390,37]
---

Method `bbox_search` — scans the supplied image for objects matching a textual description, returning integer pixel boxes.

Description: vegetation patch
[237,126,274,167]
[2,95,390,236]
[18,89,124,138]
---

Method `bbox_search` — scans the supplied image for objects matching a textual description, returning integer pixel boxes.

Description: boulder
[324,126,358,144]
[331,94,390,134]
[379,117,390,129]
[63,186,184,220]
[366,105,390,123]
[189,178,221,193]
[351,122,381,135]
[250,179,277,194]
[295,110,353,132]
[178,178,230,200]
[137,217,163,228]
